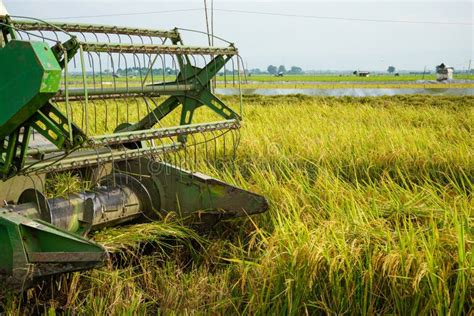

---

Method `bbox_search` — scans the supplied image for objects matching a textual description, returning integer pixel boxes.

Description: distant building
[436,63,454,81]
[353,71,370,77]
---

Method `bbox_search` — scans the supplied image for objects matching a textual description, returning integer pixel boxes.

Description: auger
[0,4,267,292]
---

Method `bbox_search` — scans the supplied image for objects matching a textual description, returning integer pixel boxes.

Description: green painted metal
[0,23,84,176]
[121,159,269,221]
[122,55,240,135]
[0,209,105,292]
[0,40,61,136]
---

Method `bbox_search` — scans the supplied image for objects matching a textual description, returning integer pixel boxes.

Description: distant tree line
[247,65,305,75]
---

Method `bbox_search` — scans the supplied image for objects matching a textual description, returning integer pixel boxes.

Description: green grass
[245,73,474,82]
[66,73,474,91]
[1,95,473,314]
[229,82,474,89]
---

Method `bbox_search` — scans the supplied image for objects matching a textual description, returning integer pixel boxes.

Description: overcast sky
[3,0,473,71]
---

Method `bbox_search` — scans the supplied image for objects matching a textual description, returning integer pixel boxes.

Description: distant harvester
[436,63,454,81]
[353,70,370,77]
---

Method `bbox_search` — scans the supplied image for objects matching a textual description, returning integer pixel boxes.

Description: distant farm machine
[0,6,267,292]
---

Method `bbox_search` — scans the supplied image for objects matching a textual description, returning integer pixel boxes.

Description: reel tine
[223,128,227,161]
[38,30,45,43]
[160,138,173,177]
[190,54,199,85]
[132,53,143,88]
[29,173,43,202]
[107,52,116,90]
[157,53,165,87]
[169,54,179,89]
[142,95,153,121]
[87,52,96,89]
[92,146,104,187]
[92,99,97,134]
[210,129,217,166]
[116,52,130,124]
[223,61,227,88]
[120,52,129,89]
[239,55,248,85]
[201,54,215,87]
[232,128,241,173]
[202,131,210,167]
[230,57,236,87]
[96,52,104,91]
[72,51,77,69]
[137,34,147,78]
[103,30,111,43]
[183,137,189,171]
[236,55,244,116]
[105,144,117,187]
[134,95,141,123]
[53,30,59,43]
[116,32,122,70]
[102,98,109,134]
[190,133,198,174]
[79,98,85,131]
[147,53,155,86]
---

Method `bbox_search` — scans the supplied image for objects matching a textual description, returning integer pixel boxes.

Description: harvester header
[0,11,267,293]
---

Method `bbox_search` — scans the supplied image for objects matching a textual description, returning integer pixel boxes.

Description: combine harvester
[0,4,267,292]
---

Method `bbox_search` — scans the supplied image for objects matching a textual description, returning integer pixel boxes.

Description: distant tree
[267,65,277,74]
[278,65,287,74]
[250,68,262,74]
[289,66,303,74]
[387,66,396,74]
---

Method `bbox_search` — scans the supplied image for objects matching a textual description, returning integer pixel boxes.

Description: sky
[3,0,473,71]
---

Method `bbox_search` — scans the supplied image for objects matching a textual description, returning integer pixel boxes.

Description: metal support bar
[125,96,180,132]
[178,55,231,85]
[0,129,23,176]
[127,55,238,135]
[58,84,195,99]
[53,92,162,103]
[90,119,239,146]
[29,102,85,149]
[12,20,180,40]
[80,42,238,55]
[23,143,182,173]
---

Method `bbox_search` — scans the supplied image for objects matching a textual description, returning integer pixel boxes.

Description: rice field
[1,95,473,314]
[67,74,474,90]
[245,73,474,82]
[224,82,474,90]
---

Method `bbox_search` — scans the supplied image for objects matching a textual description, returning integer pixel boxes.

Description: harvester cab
[0,8,268,292]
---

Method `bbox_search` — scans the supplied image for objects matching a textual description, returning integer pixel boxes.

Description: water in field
[216,87,473,97]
